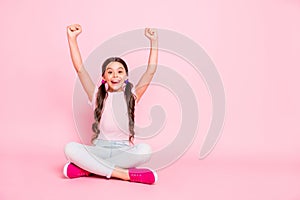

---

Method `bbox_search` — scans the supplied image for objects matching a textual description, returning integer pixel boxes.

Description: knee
[64,142,81,159]
[135,143,152,161]
[136,143,152,155]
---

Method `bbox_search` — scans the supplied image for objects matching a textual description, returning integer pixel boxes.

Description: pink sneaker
[63,162,91,178]
[128,168,158,184]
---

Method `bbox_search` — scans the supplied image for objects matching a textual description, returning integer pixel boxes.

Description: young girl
[64,24,158,185]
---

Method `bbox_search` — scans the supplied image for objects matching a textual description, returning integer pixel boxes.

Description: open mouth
[111,80,121,84]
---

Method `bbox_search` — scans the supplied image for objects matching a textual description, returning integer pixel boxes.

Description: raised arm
[67,24,95,102]
[135,28,158,103]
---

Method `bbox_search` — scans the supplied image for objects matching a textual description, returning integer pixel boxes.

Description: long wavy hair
[91,57,136,144]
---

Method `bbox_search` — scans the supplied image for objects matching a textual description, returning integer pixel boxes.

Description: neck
[107,87,124,93]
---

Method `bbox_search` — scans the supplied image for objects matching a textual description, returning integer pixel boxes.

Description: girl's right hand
[67,24,82,39]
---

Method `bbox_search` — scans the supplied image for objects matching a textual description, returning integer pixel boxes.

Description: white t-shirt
[89,88,134,141]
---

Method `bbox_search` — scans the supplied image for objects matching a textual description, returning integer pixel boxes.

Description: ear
[101,76,107,84]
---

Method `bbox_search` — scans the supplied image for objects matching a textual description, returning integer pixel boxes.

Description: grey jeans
[64,139,152,178]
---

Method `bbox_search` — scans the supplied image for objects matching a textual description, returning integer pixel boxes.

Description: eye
[108,71,112,74]
[118,71,123,74]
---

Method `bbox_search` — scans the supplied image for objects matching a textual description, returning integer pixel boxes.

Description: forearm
[134,28,158,102]
[147,40,158,74]
[68,37,84,73]
[68,36,95,101]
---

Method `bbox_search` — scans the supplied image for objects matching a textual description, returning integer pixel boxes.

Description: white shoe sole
[63,162,71,178]
[142,167,159,184]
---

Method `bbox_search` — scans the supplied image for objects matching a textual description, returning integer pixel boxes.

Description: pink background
[1,0,300,199]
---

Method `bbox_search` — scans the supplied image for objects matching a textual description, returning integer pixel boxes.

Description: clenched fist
[144,28,158,42]
[67,24,82,39]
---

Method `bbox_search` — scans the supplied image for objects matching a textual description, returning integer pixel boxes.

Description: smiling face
[102,61,128,92]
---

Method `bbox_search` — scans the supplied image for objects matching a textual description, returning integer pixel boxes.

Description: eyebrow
[106,67,124,70]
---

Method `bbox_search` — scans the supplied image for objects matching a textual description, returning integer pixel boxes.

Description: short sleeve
[88,87,98,110]
[132,87,139,105]
[131,87,137,96]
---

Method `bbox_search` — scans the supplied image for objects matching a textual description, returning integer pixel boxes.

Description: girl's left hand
[144,28,158,42]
